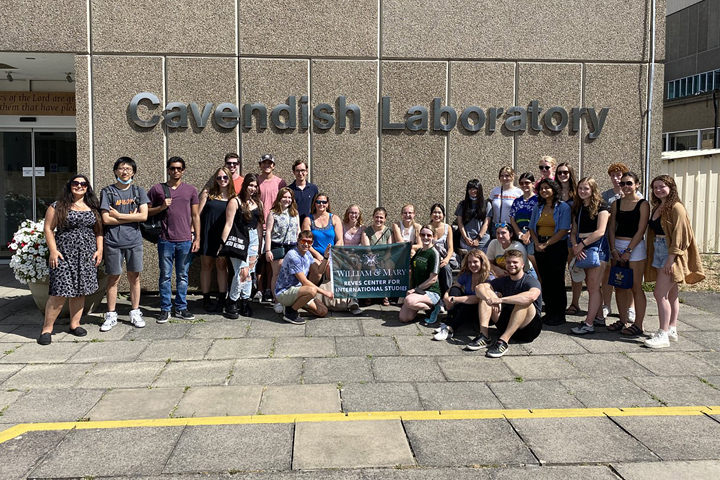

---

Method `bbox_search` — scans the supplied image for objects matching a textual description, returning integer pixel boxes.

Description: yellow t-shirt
[537,212,555,237]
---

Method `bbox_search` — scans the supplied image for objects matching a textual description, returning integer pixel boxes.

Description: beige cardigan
[645,202,704,284]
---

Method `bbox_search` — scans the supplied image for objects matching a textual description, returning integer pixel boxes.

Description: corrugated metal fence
[663,149,720,253]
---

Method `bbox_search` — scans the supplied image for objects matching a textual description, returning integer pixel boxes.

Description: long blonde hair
[460,249,491,284]
[651,175,681,218]
[573,177,603,219]
[270,187,298,216]
[207,167,236,200]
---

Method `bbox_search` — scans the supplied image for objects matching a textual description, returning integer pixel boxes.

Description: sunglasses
[316,200,328,205]
[168,166,184,172]
[217,175,229,181]
[619,181,635,187]
[494,222,510,229]
[299,239,313,246]
[556,170,570,176]
[71,180,88,188]
[225,162,238,167]
[538,165,551,171]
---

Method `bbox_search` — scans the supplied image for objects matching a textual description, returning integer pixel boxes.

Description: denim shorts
[581,236,610,263]
[425,291,441,305]
[652,237,669,269]
[614,238,647,262]
[238,229,259,269]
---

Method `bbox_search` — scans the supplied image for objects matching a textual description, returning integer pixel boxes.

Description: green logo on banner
[330,243,411,299]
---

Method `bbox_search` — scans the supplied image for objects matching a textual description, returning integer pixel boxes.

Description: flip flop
[382,297,390,307]
[620,324,644,336]
[607,320,626,332]
[565,304,581,315]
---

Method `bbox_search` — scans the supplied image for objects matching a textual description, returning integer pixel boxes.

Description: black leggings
[445,286,479,331]
[438,265,453,296]
[534,240,567,320]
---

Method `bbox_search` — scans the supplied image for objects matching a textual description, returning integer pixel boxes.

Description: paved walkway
[1,266,719,478]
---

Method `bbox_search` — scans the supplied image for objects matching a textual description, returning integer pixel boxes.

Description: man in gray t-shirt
[99,157,149,332]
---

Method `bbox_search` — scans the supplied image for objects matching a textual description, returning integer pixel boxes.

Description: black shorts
[494,307,542,343]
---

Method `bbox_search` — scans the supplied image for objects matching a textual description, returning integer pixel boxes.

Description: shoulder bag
[140,183,171,244]
[218,198,250,260]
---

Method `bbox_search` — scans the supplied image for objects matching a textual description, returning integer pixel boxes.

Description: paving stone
[86,387,185,421]
[0,325,49,343]
[56,322,134,342]
[680,331,720,351]
[404,419,537,466]
[152,360,235,387]
[204,338,274,359]
[561,377,662,408]
[123,323,191,340]
[293,420,414,469]
[272,337,337,357]
[360,318,421,336]
[0,430,68,480]
[77,362,165,389]
[364,467,492,480]
[677,314,720,331]
[631,376,720,406]
[2,363,91,389]
[563,352,655,377]
[509,416,656,463]
[610,415,720,460]
[229,358,303,385]
[163,424,293,473]
[1,389,104,423]
[0,389,24,411]
[436,356,516,382]
[259,384,341,414]
[611,460,720,480]
[0,364,22,384]
[519,330,590,355]
[626,351,719,377]
[569,332,664,353]
[174,385,263,417]
[394,336,464,356]
[30,426,183,477]
[245,319,306,338]
[0,341,84,364]
[137,338,213,361]
[415,382,504,411]
[501,355,585,380]
[491,465,619,479]
[372,357,445,382]
[305,318,362,336]
[690,352,720,369]
[488,380,585,409]
[303,357,374,384]
[340,383,422,412]
[185,320,250,339]
[66,340,150,363]
[335,336,400,357]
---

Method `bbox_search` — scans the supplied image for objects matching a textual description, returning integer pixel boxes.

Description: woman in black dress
[39,175,103,345]
[198,166,235,311]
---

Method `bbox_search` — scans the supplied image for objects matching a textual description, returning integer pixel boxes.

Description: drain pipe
[644,0,658,198]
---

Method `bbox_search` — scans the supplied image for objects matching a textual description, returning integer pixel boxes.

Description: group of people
[37,153,704,356]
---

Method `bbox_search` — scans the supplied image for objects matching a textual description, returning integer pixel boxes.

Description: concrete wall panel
[448,62,515,208]
[0,0,87,53]
[239,1,377,58]
[382,1,648,61]
[240,59,309,184]
[311,60,378,218]
[91,0,236,54]
[515,63,582,182]
[380,61,446,221]
[166,57,239,190]
[75,56,92,185]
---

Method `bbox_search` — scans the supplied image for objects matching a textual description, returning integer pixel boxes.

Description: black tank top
[615,197,646,237]
[234,203,261,229]
[648,210,664,235]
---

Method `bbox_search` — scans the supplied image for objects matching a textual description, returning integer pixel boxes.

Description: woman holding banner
[400,225,442,324]
[362,207,393,306]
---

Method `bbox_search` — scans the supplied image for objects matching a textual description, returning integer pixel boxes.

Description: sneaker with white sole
[432,324,453,341]
[349,303,363,315]
[486,339,510,358]
[157,311,170,324]
[667,327,679,342]
[628,308,636,322]
[601,304,611,319]
[283,306,306,325]
[100,311,118,332]
[644,329,670,349]
[593,317,606,327]
[465,334,492,351]
[253,291,263,302]
[571,322,595,335]
[273,302,284,314]
[129,308,145,328]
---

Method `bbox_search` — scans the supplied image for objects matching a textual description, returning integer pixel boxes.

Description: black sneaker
[37,332,52,345]
[172,310,195,320]
[487,339,509,358]
[542,314,566,326]
[464,334,492,351]
[283,306,306,325]
[224,300,239,319]
[157,311,170,324]
[262,289,273,303]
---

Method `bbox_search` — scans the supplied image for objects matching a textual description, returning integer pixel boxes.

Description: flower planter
[28,273,108,319]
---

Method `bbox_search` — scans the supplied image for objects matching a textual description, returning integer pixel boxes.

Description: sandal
[382,297,390,307]
[607,320,626,332]
[620,324,644,336]
[565,304,581,315]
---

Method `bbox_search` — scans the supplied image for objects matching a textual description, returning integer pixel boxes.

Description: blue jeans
[158,239,192,312]
[229,229,259,301]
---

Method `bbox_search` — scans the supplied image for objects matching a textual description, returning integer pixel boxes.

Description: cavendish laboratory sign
[129,92,609,139]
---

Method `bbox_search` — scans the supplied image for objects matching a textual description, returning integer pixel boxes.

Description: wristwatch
[450,297,455,304]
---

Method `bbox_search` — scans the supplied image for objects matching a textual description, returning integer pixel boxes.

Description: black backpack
[140,183,171,243]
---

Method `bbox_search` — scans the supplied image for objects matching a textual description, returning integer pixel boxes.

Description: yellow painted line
[1,406,718,445]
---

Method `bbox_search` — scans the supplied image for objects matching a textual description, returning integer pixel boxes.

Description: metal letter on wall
[543,107,568,132]
[459,106,485,132]
[189,102,213,128]
[129,92,161,128]
[215,103,240,129]
[164,102,188,128]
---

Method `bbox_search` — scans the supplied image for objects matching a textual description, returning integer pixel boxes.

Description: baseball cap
[260,154,275,164]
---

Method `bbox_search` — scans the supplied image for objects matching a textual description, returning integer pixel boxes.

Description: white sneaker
[439,305,447,315]
[571,322,595,335]
[601,305,611,319]
[668,327,678,342]
[628,308,636,322]
[129,308,145,328]
[100,311,118,332]
[253,291,263,302]
[644,330,670,349]
[273,302,284,314]
[432,324,453,341]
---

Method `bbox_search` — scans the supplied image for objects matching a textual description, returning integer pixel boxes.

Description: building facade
[1,1,664,288]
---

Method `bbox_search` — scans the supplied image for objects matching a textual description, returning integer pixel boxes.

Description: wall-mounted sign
[129,92,609,139]
[0,91,76,116]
